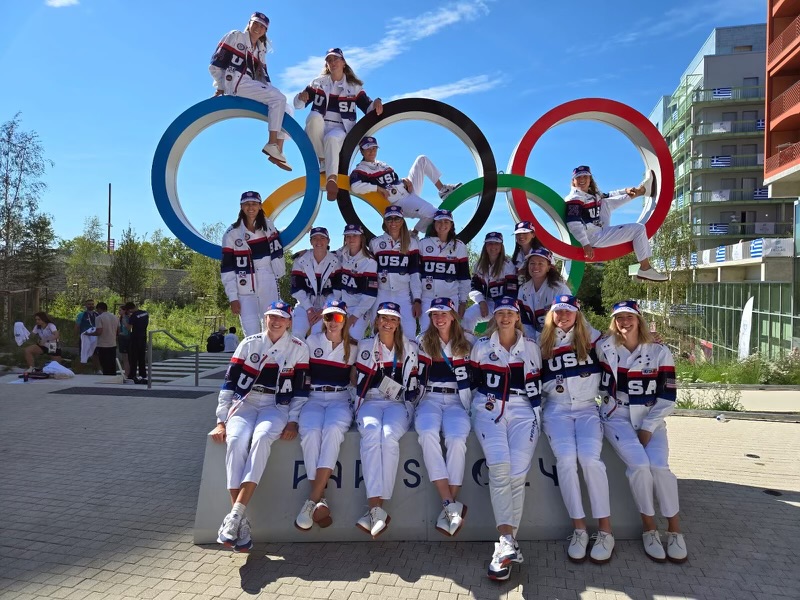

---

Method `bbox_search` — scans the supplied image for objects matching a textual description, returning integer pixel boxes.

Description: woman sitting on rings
[23,312,62,371]
[470,296,542,581]
[210,301,309,552]
[334,224,378,340]
[416,297,473,537]
[294,300,356,532]
[539,295,614,564]
[596,300,687,563]
[290,227,339,337]
[352,301,419,538]
[517,248,571,338]
[462,232,518,334]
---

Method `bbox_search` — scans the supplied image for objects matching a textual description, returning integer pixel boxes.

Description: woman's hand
[281,421,299,440]
[213,90,224,97]
[582,244,595,260]
[298,91,309,103]
[210,423,226,443]
[637,429,652,447]
[308,308,322,326]
[347,315,359,329]
[479,301,489,318]
[402,178,413,194]
[458,302,466,318]
[230,300,241,315]
[412,301,422,319]
[374,98,383,116]
[378,187,391,199]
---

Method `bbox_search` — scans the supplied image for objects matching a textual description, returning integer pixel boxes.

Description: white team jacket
[564,186,634,247]
[290,250,339,312]
[418,237,471,304]
[306,331,356,390]
[221,222,285,301]
[468,258,518,305]
[209,30,269,94]
[470,331,543,409]
[369,234,422,301]
[334,248,378,320]
[292,75,376,134]
[540,325,603,409]
[349,159,404,196]
[517,279,572,337]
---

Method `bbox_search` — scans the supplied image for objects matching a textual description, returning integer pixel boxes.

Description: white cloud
[45,0,79,7]
[277,1,491,91]
[389,74,505,101]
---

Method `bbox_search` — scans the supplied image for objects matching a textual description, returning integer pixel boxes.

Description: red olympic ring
[507,98,674,262]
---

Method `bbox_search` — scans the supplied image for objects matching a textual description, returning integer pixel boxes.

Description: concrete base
[194,428,646,543]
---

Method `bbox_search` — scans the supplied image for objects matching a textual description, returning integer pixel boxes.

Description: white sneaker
[638,169,657,198]
[435,508,450,536]
[294,499,315,531]
[567,528,589,562]
[636,267,668,282]
[325,178,339,201]
[262,142,286,163]
[234,517,252,553]
[510,541,524,564]
[356,510,371,534]
[313,498,332,528]
[590,531,615,564]
[487,543,511,581]
[445,501,467,536]
[438,183,462,200]
[217,512,240,547]
[666,532,688,563]
[642,530,666,562]
[369,506,390,538]
[496,536,518,566]
[318,158,326,173]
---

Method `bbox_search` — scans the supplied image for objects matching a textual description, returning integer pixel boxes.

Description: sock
[501,533,515,546]
[442,499,452,508]
[231,502,246,519]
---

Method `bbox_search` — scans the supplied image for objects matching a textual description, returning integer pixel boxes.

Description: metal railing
[771,78,800,120]
[768,13,800,63]
[147,329,199,390]
[766,139,800,174]
[691,221,793,237]
[693,120,765,136]
[689,190,791,203]
[690,154,764,170]
[691,86,765,103]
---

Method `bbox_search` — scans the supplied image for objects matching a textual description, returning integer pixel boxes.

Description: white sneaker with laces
[590,531,615,564]
[369,506,390,538]
[636,267,668,282]
[438,183,462,200]
[642,530,666,562]
[217,512,241,547]
[567,528,589,562]
[445,501,466,536]
[313,498,332,528]
[496,536,517,565]
[666,532,688,563]
[638,169,657,198]
[234,517,252,553]
[262,142,287,163]
[487,543,511,581]
[435,508,450,536]
[295,499,315,531]
[356,510,371,534]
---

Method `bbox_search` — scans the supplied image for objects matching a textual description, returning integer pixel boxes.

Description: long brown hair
[420,311,471,360]
[34,311,53,325]
[540,311,593,362]
[522,255,566,288]
[475,242,507,279]
[382,218,411,254]
[233,208,269,231]
[321,315,355,363]
[608,313,654,347]
[344,233,374,260]
[321,62,364,86]
[373,315,405,361]
[573,176,601,196]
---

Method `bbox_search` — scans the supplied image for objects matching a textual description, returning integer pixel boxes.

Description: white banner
[711,189,730,202]
[731,243,744,261]
[712,121,732,133]
[738,296,754,360]
[701,249,712,264]
[754,222,775,234]
[763,238,794,257]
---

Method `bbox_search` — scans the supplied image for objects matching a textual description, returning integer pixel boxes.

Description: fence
[0,287,47,340]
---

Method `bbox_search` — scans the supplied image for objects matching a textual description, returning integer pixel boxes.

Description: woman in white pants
[470,296,542,581]
[540,295,613,564]
[221,191,285,337]
[293,48,383,200]
[565,165,666,281]
[352,302,419,538]
[416,298,473,537]
[418,210,470,331]
[209,12,291,170]
[290,227,339,337]
[334,224,378,340]
[209,301,309,552]
[517,248,571,338]
[462,232,518,334]
[596,300,687,563]
[368,206,422,336]
[295,300,356,531]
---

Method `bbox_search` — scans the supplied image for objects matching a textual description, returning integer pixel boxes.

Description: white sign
[738,296,754,360]
[731,243,744,261]
[763,238,794,257]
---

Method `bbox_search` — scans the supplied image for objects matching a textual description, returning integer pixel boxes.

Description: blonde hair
[382,218,411,253]
[420,311,471,359]
[475,242,507,279]
[540,311,593,362]
[321,315,355,363]
[483,313,524,338]
[608,313,654,347]
[373,314,405,360]
[321,62,364,86]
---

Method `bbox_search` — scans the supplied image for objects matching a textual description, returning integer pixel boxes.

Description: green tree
[16,212,58,290]
[62,216,106,301]
[600,256,645,312]
[184,223,228,312]
[108,227,150,300]
[575,263,604,315]
[148,228,193,270]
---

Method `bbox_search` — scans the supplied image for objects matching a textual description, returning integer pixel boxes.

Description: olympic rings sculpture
[151,96,673,291]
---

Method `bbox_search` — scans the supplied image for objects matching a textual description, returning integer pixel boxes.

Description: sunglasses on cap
[323,313,346,323]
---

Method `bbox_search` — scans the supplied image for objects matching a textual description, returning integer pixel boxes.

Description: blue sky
[0,0,766,251]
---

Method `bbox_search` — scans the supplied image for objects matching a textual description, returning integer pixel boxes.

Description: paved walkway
[1,377,799,600]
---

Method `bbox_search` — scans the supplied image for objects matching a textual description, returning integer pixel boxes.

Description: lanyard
[378,343,398,379]
[439,341,455,374]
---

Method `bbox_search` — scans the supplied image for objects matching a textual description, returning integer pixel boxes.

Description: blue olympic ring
[151,96,319,258]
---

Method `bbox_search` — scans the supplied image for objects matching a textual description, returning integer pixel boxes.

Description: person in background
[124,301,149,385]
[224,327,239,352]
[75,299,99,372]
[93,302,120,375]
[118,307,130,376]
[23,312,62,371]
[207,327,226,353]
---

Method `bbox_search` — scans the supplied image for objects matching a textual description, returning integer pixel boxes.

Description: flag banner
[709,223,729,234]
[712,87,733,99]
[731,243,744,261]
[754,222,775,235]
[756,118,765,131]
[750,238,763,258]
[753,187,768,200]
[711,155,732,168]
[715,246,726,262]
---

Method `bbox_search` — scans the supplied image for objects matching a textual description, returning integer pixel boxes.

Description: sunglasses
[323,313,346,323]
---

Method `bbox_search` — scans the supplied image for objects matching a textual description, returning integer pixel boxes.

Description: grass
[676,353,800,385]
[677,386,744,412]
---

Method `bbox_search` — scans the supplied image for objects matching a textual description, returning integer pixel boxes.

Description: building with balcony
[650,25,794,252]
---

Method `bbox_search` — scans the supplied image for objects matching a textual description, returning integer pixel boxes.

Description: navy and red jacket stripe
[221,235,282,274]
[541,344,600,383]
[350,167,400,188]
[223,356,309,405]
[600,363,677,405]
[290,270,335,297]
[420,255,470,282]
[566,198,601,225]
[470,361,541,408]
[470,273,518,300]
[309,357,351,387]
[418,355,471,390]
[301,87,372,120]
[211,43,269,82]
[334,267,378,297]
[374,249,420,275]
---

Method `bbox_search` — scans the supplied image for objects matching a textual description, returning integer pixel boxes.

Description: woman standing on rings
[290,227,339,337]
[221,191,285,337]
[470,296,542,581]
[418,210,471,331]
[462,232,518,334]
[294,48,383,200]
[352,302,419,538]
[539,295,614,564]
[369,206,422,336]
[209,12,292,171]
[334,224,378,340]
[517,248,571,338]
[294,300,356,532]
[596,300,687,563]
[210,301,309,552]
[416,297,473,537]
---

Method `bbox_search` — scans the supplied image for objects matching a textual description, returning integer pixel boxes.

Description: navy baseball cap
[240,190,262,204]
[322,299,348,316]
[611,300,641,317]
[343,223,363,236]
[514,221,534,234]
[484,231,503,244]
[433,209,454,222]
[376,302,402,318]
[572,165,592,178]
[359,136,379,150]
[426,297,456,313]
[265,301,292,318]
[325,47,345,60]
[493,296,519,313]
[550,295,581,313]
[249,12,269,28]
[309,226,329,239]
[525,247,555,265]
[384,205,404,219]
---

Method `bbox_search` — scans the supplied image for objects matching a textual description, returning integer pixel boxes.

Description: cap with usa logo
[325,47,345,60]
[322,299,348,316]
[265,301,292,318]
[343,223,363,236]
[240,190,262,204]
[426,297,456,313]
[309,227,329,239]
[525,247,555,265]
[384,205,404,219]
[550,295,581,313]
[249,12,269,28]
[376,301,402,318]
[433,209,454,222]
[359,136,379,150]
[484,231,503,244]
[572,165,592,178]
[493,296,519,313]
[514,221,534,234]
[611,300,641,317]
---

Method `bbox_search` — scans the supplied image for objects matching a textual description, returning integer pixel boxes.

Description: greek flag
[750,238,763,258]
[713,87,733,99]
[670,257,677,268]
[711,155,732,168]
[709,223,729,234]
[716,246,726,262]
[753,187,768,200]
[690,252,697,266]
[756,118,765,131]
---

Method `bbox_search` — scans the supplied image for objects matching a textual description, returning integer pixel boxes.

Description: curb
[679,383,800,391]
[674,409,800,423]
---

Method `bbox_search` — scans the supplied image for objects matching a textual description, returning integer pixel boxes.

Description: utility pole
[107,183,112,253]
